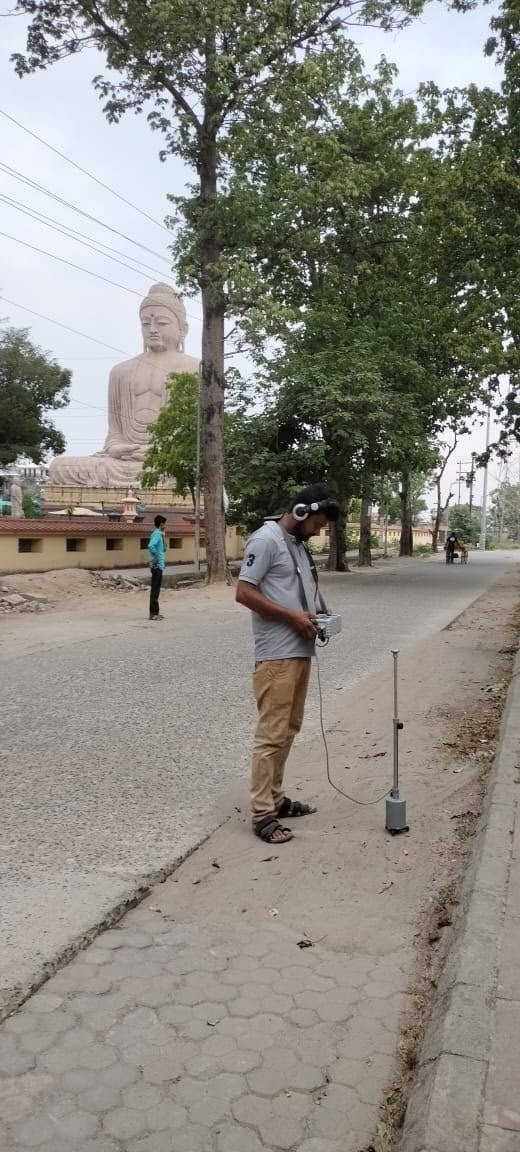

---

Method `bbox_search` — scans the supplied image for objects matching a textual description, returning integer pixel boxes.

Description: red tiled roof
[0,516,204,538]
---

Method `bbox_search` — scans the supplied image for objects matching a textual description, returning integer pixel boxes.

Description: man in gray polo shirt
[236,484,339,844]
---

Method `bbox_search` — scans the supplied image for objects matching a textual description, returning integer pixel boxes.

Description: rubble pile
[91,571,144,592]
[0,588,47,613]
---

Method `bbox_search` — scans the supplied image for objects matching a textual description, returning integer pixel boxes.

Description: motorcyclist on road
[446,532,467,563]
[446,532,457,562]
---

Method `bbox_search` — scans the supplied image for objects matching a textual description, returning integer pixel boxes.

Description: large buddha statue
[48,283,199,488]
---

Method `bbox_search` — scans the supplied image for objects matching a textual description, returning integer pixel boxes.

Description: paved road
[1,551,518,1011]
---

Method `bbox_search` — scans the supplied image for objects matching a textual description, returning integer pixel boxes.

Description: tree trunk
[327,506,348,572]
[199,133,229,583]
[399,472,413,556]
[358,495,372,567]
[432,476,442,553]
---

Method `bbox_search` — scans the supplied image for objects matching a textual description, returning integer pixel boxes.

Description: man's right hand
[291,612,318,641]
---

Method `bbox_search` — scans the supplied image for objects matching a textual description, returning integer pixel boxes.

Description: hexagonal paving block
[156,1004,192,1027]
[215,1017,249,1038]
[125,1133,175,1152]
[141,1055,185,1085]
[96,931,126,950]
[96,1062,140,1090]
[237,1031,274,1053]
[287,1063,327,1092]
[247,1065,288,1096]
[214,1124,265,1152]
[188,1094,230,1127]
[103,1106,148,1141]
[77,1084,123,1113]
[126,1134,174,1152]
[192,1001,229,1022]
[309,1104,355,1142]
[298,1140,348,1152]
[27,993,64,1014]
[145,1099,187,1131]
[228,997,263,1018]
[49,1109,99,1143]
[74,1043,120,1071]
[0,1046,36,1076]
[219,1049,262,1075]
[0,1091,34,1123]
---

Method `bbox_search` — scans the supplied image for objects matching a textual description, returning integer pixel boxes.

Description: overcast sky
[0,3,504,506]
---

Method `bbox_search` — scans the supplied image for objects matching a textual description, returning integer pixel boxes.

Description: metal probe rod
[392,649,399,795]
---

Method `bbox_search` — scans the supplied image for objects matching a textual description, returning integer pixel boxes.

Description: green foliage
[22,490,42,519]
[225,405,327,532]
[376,474,429,525]
[448,504,480,544]
[0,327,70,467]
[11,0,488,579]
[224,78,492,549]
[489,480,520,541]
[141,373,199,504]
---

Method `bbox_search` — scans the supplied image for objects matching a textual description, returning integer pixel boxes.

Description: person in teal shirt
[148,515,166,620]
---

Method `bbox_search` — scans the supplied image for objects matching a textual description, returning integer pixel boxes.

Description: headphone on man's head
[292,499,334,522]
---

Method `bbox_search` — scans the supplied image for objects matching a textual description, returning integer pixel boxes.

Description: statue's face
[140,305,180,352]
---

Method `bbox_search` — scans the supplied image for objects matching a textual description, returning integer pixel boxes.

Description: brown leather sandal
[254,815,294,844]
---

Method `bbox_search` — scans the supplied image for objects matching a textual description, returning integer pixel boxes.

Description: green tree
[13,0,478,579]
[0,327,70,467]
[225,78,489,564]
[377,473,429,527]
[141,373,199,506]
[22,489,43,519]
[490,481,520,541]
[448,504,480,544]
[4,2,364,579]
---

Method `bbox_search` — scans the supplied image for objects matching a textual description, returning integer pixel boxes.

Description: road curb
[398,648,520,1152]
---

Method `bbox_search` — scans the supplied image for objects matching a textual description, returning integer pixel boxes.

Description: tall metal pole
[385,649,408,834]
[392,650,399,795]
[468,454,475,517]
[194,366,202,575]
[479,407,491,552]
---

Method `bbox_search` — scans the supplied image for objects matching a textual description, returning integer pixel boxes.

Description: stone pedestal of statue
[48,283,199,491]
[43,484,194,510]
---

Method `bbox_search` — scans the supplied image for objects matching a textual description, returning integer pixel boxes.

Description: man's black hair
[154,514,166,528]
[291,483,340,522]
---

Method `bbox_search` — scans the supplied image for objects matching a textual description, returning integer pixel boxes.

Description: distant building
[18,462,49,483]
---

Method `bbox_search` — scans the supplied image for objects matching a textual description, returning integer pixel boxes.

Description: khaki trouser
[251,657,311,825]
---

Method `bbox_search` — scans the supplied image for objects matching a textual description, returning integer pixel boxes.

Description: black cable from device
[314,650,391,806]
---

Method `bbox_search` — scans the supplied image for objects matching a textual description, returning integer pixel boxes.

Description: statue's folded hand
[96,443,140,460]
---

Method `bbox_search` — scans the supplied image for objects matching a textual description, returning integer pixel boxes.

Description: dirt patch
[0,568,96,603]
[369,591,520,1152]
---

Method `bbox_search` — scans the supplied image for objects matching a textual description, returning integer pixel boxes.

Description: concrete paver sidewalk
[0,913,406,1152]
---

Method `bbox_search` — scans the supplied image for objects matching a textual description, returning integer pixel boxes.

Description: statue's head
[139,283,188,353]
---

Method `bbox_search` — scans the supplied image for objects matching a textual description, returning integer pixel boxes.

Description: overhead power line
[0,225,202,321]
[0,295,132,355]
[0,229,145,298]
[0,192,173,285]
[0,107,169,233]
[0,161,170,265]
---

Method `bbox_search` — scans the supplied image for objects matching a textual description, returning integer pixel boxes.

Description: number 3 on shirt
[246,553,255,567]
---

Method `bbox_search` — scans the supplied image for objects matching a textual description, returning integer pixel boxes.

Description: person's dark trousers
[149,567,163,618]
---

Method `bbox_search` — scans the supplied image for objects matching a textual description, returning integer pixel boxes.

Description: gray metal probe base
[385,791,409,835]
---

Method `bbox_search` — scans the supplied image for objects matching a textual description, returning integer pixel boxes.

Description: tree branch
[87,2,202,132]
[221,0,344,121]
